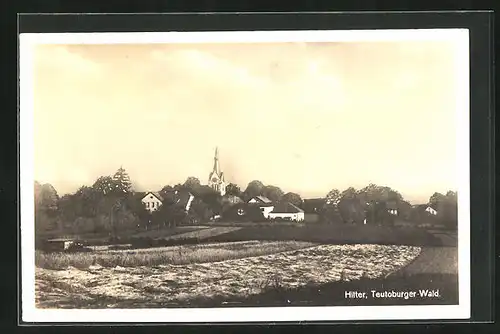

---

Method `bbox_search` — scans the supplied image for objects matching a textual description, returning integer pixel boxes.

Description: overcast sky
[32,41,460,203]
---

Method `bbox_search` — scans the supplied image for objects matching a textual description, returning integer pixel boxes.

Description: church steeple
[212,147,220,176]
[208,146,226,196]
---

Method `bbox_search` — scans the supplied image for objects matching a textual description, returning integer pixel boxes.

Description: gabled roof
[141,191,163,202]
[248,202,274,208]
[250,195,272,204]
[271,202,304,214]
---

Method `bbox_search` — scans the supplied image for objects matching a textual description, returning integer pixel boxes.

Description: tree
[92,176,116,196]
[341,187,358,200]
[320,189,342,224]
[282,192,303,208]
[325,189,341,206]
[262,185,284,203]
[358,184,404,204]
[226,183,242,197]
[159,185,174,204]
[336,187,366,224]
[184,177,201,192]
[112,166,132,194]
[429,191,458,229]
[429,192,446,207]
[243,180,265,201]
[153,202,188,228]
[125,195,151,229]
[190,198,213,222]
[337,196,366,224]
[34,182,60,234]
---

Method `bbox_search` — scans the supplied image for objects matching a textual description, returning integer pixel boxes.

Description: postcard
[20,28,470,323]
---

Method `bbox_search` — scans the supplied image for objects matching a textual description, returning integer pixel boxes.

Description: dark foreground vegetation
[204,224,448,247]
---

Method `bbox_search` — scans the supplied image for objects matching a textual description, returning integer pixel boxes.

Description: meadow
[35,240,315,270]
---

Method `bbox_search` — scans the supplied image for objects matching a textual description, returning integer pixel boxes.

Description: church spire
[213,146,220,176]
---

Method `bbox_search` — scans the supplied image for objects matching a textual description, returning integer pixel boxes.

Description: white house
[425,206,438,215]
[386,201,398,216]
[268,202,305,222]
[248,196,274,218]
[141,192,163,213]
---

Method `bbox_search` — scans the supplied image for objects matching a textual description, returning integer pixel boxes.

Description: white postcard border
[20,28,470,323]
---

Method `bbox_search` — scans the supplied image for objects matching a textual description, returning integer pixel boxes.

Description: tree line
[34,168,458,238]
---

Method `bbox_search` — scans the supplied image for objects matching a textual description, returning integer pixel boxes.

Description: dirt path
[392,247,458,276]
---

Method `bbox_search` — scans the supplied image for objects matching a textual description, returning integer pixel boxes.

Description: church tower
[208,147,227,196]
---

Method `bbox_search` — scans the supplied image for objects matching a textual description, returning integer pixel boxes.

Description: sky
[32,40,461,204]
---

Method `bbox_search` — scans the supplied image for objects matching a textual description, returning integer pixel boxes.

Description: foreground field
[36,240,314,270]
[35,243,421,308]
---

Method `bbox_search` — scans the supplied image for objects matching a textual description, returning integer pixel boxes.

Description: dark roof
[303,198,326,211]
[303,198,326,204]
[386,201,398,210]
[248,202,274,208]
[271,202,304,214]
[47,238,74,242]
[174,191,194,206]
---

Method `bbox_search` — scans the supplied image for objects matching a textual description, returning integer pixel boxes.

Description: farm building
[140,190,195,214]
[43,238,75,252]
[248,196,275,218]
[222,202,266,222]
[248,196,273,205]
[304,213,320,223]
[268,202,305,222]
[303,198,326,214]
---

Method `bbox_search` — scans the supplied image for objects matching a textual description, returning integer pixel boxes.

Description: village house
[425,205,438,215]
[386,201,398,215]
[268,202,305,222]
[413,204,438,216]
[222,194,243,205]
[140,190,195,213]
[141,192,163,213]
[248,196,275,218]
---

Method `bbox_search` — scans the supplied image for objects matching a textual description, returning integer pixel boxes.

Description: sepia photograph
[20,29,470,322]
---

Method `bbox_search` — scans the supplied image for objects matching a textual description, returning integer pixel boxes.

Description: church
[207,147,227,196]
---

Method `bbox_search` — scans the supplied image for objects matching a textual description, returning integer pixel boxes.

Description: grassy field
[35,243,422,308]
[203,224,444,247]
[35,240,315,270]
